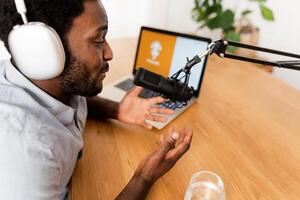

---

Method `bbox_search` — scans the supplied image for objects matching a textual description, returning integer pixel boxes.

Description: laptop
[99,26,211,129]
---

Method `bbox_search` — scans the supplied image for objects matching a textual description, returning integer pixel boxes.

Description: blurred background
[1,0,300,90]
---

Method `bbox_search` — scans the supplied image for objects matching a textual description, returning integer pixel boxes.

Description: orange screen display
[135,30,177,77]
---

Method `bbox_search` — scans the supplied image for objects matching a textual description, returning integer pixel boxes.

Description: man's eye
[94,40,104,48]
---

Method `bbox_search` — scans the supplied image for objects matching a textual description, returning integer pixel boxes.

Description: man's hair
[0,0,86,47]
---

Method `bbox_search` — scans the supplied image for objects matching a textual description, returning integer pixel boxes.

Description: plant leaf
[206,4,222,16]
[260,4,275,21]
[206,9,234,30]
[192,1,223,25]
[203,0,209,6]
[241,10,252,17]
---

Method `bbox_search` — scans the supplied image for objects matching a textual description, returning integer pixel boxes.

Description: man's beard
[58,51,103,97]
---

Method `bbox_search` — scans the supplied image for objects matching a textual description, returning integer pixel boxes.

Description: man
[0,0,193,199]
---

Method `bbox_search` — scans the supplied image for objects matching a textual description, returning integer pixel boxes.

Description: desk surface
[71,38,300,200]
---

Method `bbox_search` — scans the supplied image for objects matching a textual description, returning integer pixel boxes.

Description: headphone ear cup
[8,22,65,80]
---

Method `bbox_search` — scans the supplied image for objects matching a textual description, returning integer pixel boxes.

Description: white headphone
[8,0,65,80]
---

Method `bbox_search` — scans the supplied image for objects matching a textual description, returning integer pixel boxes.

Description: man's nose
[104,42,113,61]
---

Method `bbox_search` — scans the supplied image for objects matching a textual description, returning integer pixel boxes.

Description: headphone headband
[14,0,28,24]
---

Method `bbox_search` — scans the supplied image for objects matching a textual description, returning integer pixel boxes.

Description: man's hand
[116,128,193,200]
[117,86,174,129]
[135,127,193,184]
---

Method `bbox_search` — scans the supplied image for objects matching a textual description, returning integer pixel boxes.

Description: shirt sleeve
[0,132,61,200]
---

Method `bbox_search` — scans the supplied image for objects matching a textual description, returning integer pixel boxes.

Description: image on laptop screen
[134,27,211,96]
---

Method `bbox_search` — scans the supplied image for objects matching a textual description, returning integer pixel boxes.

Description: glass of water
[184,171,225,200]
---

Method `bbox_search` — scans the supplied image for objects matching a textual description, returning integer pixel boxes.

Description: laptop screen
[133,27,211,97]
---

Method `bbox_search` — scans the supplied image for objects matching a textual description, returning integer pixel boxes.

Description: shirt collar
[5,61,77,126]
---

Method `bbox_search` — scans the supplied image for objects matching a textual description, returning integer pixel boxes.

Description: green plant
[192,0,274,43]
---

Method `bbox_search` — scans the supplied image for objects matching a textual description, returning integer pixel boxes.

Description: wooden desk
[71,38,300,200]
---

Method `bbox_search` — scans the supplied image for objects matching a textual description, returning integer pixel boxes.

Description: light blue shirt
[0,60,87,200]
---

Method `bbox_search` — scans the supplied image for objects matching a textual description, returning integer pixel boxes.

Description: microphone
[133,67,194,102]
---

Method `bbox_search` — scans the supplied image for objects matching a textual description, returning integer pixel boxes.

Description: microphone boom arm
[209,40,300,71]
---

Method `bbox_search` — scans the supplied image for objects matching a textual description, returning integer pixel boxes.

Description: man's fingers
[146,114,167,122]
[149,96,166,105]
[149,107,174,115]
[156,131,179,156]
[175,129,186,145]
[165,129,193,162]
[178,128,193,148]
[129,86,143,97]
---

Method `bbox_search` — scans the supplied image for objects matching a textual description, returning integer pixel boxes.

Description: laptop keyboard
[159,101,184,110]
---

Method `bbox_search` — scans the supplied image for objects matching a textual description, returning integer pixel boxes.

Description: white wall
[250,0,300,90]
[101,0,170,38]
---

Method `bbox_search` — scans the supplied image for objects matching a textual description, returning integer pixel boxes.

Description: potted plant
[192,0,275,52]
